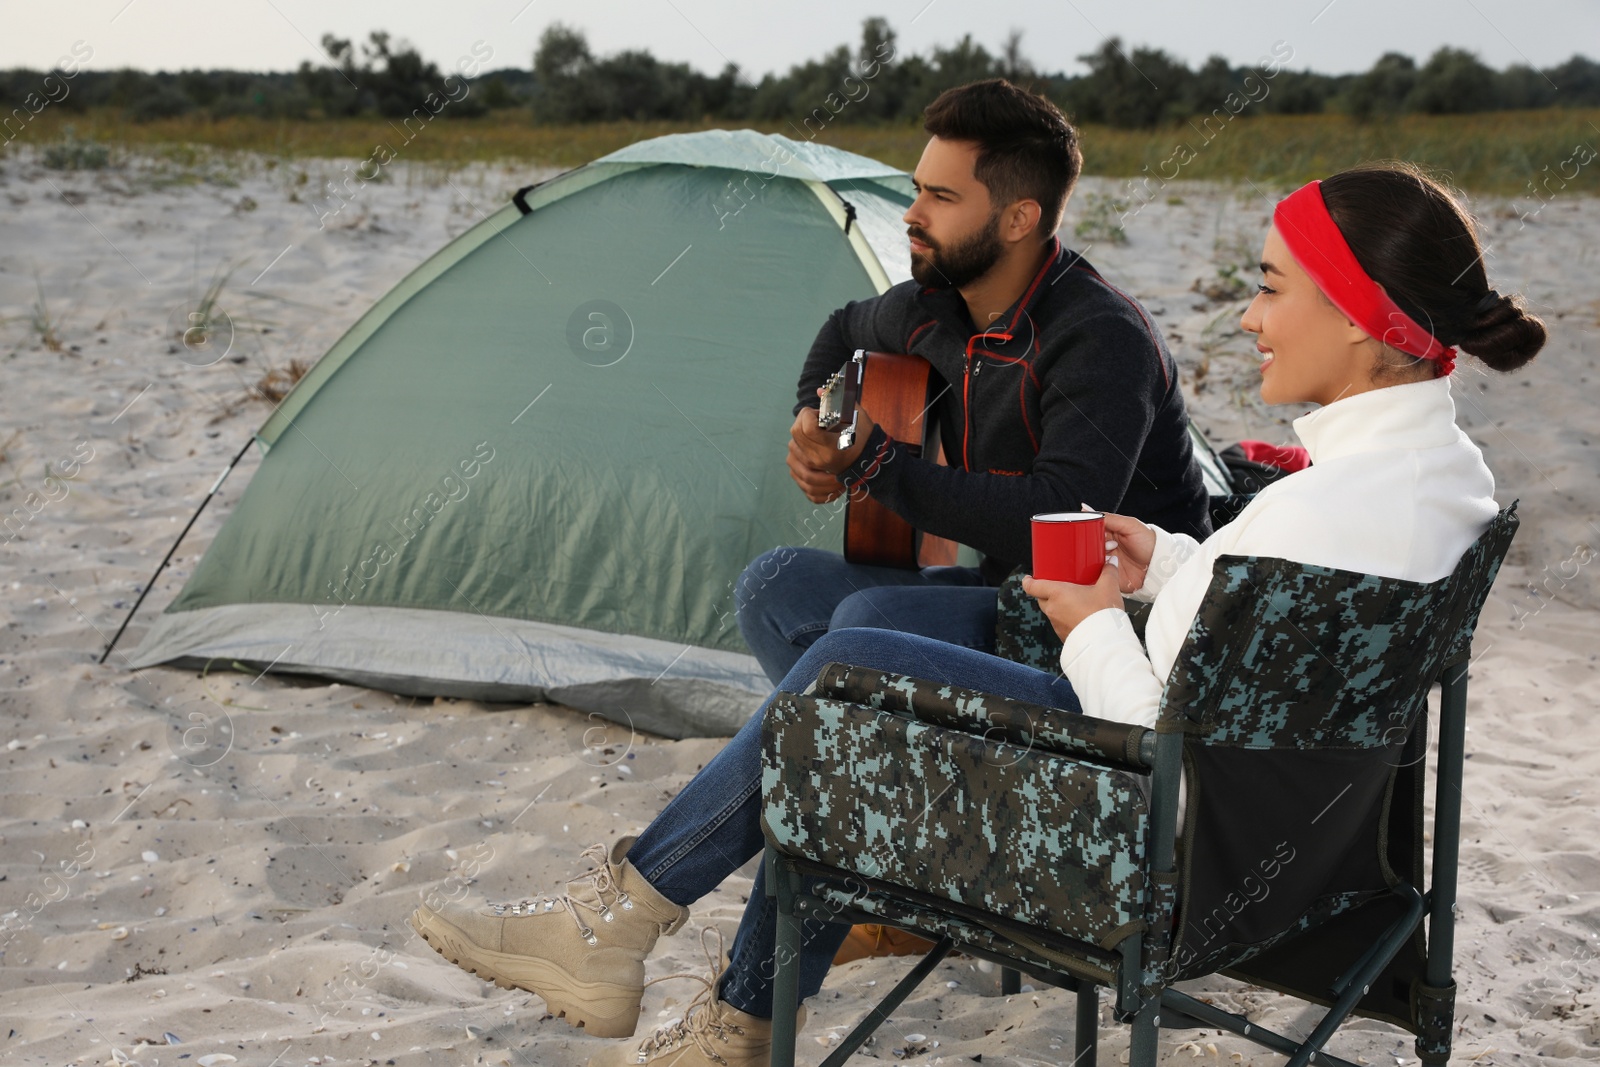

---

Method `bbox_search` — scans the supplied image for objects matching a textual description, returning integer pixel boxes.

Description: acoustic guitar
[816,349,960,570]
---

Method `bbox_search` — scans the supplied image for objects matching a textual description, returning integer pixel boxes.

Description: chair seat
[814,881,1120,989]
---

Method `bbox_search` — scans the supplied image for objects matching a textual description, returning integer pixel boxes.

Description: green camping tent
[129,130,928,738]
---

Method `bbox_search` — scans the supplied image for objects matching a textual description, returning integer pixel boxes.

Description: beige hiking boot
[409,836,689,1039]
[587,928,808,1067]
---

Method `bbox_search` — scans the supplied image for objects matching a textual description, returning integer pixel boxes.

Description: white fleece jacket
[1060,376,1499,729]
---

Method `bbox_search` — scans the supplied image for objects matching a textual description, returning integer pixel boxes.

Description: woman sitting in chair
[411,163,1545,1067]
[1024,163,1547,728]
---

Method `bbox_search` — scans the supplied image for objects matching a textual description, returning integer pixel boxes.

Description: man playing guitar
[737,78,1212,684]
[409,79,1226,1056]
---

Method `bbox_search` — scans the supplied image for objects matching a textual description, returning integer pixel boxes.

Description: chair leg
[1417,660,1469,1066]
[1160,989,1365,1067]
[1001,966,1020,995]
[1128,996,1161,1067]
[768,852,803,1067]
[1074,981,1099,1067]
[1283,885,1426,1067]
[819,936,953,1067]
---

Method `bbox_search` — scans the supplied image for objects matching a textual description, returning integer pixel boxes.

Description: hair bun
[1317,165,1547,380]
[1461,292,1546,372]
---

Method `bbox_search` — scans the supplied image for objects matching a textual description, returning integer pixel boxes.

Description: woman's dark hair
[1319,162,1545,374]
[922,78,1082,238]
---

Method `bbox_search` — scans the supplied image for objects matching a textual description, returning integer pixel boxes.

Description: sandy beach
[1,144,1597,1065]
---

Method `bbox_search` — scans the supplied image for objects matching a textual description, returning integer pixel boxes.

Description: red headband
[1273,181,1456,376]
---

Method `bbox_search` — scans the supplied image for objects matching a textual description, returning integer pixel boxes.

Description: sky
[5,0,1597,82]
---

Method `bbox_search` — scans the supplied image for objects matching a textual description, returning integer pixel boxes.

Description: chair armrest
[1125,598,1151,642]
[992,567,1149,665]
[813,662,1154,772]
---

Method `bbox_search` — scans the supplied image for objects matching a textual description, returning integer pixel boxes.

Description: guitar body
[820,350,960,570]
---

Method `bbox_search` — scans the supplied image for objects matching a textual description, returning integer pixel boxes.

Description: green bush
[129,86,193,122]
[41,126,110,169]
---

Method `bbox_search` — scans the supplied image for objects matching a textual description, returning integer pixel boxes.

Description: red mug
[1031,512,1107,584]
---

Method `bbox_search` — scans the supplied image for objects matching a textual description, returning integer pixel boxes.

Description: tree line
[3,19,1597,130]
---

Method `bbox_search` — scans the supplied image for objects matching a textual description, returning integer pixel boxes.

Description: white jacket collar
[1292,376,1460,464]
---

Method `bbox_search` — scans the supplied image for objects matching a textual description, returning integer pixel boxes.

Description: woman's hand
[1021,562,1125,643]
[1103,512,1156,594]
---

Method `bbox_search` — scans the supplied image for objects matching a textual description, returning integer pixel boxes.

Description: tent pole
[98,435,256,664]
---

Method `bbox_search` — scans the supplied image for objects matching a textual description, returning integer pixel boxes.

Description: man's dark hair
[921,78,1082,238]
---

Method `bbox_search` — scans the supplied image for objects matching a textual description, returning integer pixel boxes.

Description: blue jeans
[625,627,1079,1018]
[734,546,998,685]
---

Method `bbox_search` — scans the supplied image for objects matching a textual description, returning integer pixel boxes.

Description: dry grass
[0,429,21,476]
[253,358,310,404]
[1072,109,1600,196]
[26,273,69,355]
[9,107,1598,194]
[15,109,717,170]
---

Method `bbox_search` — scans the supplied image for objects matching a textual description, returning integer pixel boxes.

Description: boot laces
[489,841,634,945]
[629,926,747,1064]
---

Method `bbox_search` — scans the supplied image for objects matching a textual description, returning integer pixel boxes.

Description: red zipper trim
[958,240,1060,472]
[1005,237,1061,335]
[962,335,976,470]
[905,319,937,351]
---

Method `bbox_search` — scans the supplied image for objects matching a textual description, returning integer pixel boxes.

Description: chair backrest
[1157,503,1519,747]
[1159,504,1518,1011]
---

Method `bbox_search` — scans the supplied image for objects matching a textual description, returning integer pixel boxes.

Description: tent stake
[99,435,256,664]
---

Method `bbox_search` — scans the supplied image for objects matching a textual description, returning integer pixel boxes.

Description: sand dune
[2,147,1596,1065]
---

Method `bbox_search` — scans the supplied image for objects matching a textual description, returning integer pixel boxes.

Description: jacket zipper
[953,248,1050,477]
[961,338,976,470]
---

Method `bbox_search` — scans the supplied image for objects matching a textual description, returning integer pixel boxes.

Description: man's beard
[909,209,1005,289]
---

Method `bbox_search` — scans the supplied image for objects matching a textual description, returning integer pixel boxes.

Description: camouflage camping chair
[760,503,1518,1067]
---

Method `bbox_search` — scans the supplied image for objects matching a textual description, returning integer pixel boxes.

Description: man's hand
[1021,562,1125,643]
[786,402,876,504]
[786,442,846,503]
